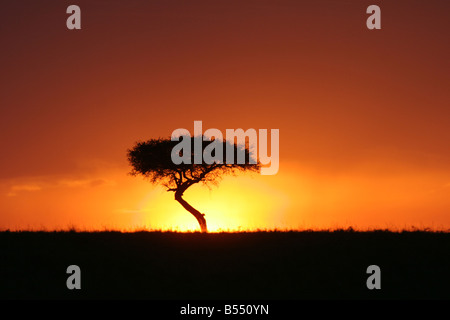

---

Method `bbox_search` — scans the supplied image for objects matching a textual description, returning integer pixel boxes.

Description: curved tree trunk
[174,191,207,233]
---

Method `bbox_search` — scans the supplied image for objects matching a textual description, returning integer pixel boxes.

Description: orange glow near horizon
[1,161,449,232]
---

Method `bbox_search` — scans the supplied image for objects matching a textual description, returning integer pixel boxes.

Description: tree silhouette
[127,136,260,232]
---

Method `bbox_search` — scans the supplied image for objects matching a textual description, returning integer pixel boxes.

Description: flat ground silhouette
[1,230,449,299]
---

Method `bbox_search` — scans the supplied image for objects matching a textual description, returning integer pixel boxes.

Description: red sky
[1,0,449,231]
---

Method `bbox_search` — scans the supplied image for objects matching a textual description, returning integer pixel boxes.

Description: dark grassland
[1,230,449,299]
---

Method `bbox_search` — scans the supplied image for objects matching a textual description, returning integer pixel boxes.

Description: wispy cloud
[58,178,116,188]
[7,184,42,197]
[5,177,116,197]
[116,209,150,214]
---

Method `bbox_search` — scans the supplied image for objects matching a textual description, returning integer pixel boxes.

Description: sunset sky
[1,0,449,231]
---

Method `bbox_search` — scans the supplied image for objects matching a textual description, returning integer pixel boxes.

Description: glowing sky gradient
[1,0,449,231]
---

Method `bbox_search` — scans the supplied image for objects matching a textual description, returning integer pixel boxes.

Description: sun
[136,176,290,232]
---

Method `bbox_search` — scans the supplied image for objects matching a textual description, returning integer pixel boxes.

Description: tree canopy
[128,136,260,191]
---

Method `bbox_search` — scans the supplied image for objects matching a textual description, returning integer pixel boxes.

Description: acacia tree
[127,136,260,232]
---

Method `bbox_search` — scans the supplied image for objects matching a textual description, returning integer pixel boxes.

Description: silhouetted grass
[0,229,449,299]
